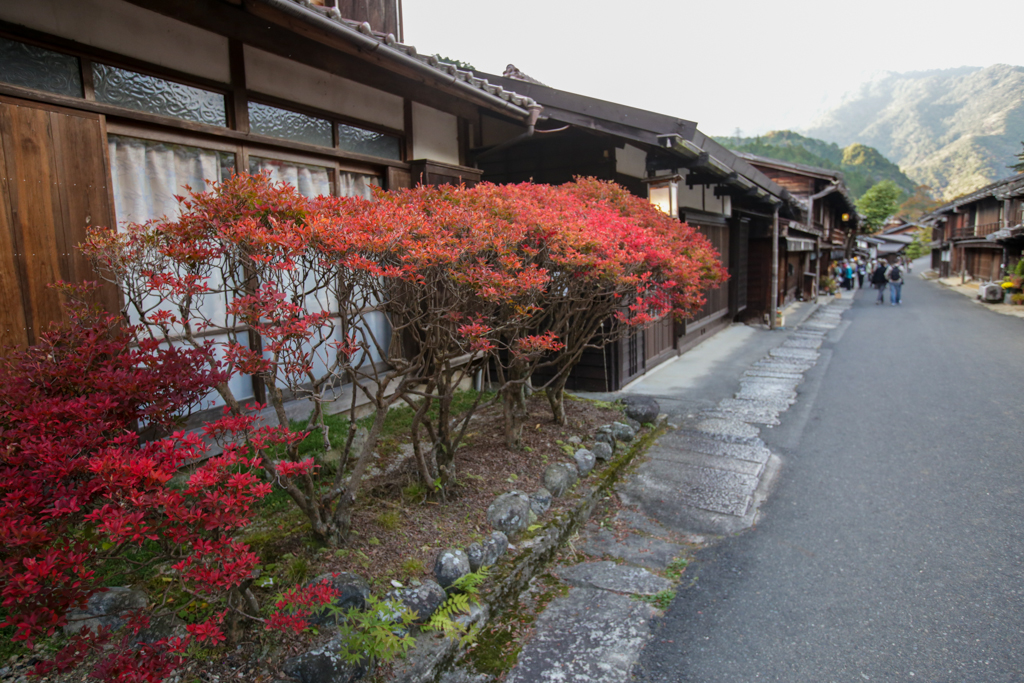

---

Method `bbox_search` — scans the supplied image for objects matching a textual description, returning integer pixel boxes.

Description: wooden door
[0,96,117,348]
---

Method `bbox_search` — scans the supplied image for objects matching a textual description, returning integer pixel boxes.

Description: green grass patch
[636,589,675,610]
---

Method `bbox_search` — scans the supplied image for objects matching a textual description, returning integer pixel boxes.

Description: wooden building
[924,173,1024,280]
[735,154,860,313]
[472,69,803,390]
[0,0,539,356]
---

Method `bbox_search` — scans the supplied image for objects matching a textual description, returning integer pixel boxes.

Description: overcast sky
[404,0,1023,137]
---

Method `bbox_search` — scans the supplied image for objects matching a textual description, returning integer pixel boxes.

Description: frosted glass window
[249,157,331,198]
[93,63,226,126]
[0,37,82,97]
[337,123,401,160]
[108,135,235,225]
[249,101,332,147]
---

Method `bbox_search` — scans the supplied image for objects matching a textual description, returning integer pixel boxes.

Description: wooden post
[770,205,779,330]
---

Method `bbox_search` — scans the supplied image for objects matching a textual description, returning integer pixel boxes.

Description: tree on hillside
[897,185,942,220]
[856,180,903,234]
[1012,142,1024,173]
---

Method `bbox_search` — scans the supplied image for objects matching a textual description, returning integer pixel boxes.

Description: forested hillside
[714,130,915,199]
[802,64,1024,200]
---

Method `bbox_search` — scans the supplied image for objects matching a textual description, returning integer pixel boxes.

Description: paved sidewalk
[468,296,856,683]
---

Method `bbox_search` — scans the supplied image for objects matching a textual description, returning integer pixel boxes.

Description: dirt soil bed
[13,393,626,683]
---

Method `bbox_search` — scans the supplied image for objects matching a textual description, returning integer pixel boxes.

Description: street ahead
[636,270,1024,682]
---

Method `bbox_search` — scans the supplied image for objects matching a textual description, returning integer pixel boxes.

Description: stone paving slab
[662,430,771,463]
[768,347,820,361]
[645,446,765,477]
[620,460,759,517]
[739,375,802,389]
[692,417,761,441]
[577,527,684,571]
[707,398,785,425]
[506,587,658,683]
[554,561,672,596]
[781,336,823,349]
[742,368,805,380]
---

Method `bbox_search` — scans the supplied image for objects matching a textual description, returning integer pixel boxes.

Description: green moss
[636,589,675,610]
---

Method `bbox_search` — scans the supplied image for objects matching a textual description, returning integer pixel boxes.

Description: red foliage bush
[0,298,292,680]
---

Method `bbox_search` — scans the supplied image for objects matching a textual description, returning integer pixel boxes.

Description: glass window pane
[249,101,332,147]
[108,134,235,225]
[249,156,331,198]
[93,63,226,127]
[337,123,401,160]
[0,37,82,97]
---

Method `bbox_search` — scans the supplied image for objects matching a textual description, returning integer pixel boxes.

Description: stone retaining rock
[486,491,531,536]
[542,463,578,497]
[389,580,447,623]
[64,587,148,635]
[481,532,508,567]
[306,572,370,626]
[573,448,596,476]
[623,396,660,424]
[282,635,366,683]
[434,549,471,590]
[590,442,613,461]
[529,488,551,516]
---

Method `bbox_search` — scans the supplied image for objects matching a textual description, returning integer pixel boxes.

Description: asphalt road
[635,269,1024,682]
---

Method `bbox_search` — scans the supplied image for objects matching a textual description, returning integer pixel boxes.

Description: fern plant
[326,595,418,665]
[427,567,490,645]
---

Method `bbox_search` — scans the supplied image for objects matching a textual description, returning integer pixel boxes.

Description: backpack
[888,266,901,283]
[871,265,888,285]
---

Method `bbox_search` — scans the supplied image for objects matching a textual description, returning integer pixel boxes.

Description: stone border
[389,418,667,683]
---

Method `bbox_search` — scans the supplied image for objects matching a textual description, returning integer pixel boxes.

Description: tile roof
[923,172,1024,222]
[277,0,538,115]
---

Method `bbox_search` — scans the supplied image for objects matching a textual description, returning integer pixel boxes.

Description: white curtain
[248,157,331,198]
[108,135,234,225]
[338,171,381,200]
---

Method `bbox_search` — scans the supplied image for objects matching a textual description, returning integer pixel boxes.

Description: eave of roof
[923,172,1024,222]
[477,72,796,212]
[736,151,860,217]
[238,0,540,120]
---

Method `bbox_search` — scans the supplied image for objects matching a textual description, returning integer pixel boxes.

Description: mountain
[714,130,916,199]
[802,64,1024,200]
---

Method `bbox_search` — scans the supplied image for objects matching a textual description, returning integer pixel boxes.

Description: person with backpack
[887,261,904,305]
[856,260,866,289]
[871,261,889,304]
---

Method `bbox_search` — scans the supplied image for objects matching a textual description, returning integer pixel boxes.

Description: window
[108,135,235,224]
[249,101,332,148]
[337,123,401,161]
[93,63,227,127]
[0,37,82,97]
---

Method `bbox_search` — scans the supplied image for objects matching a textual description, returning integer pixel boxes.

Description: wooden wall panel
[3,102,67,340]
[0,97,117,347]
[0,117,28,348]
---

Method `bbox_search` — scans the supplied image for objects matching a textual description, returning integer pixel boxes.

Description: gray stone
[466,542,485,572]
[64,587,148,635]
[578,527,685,571]
[623,395,660,424]
[282,635,366,683]
[434,549,470,590]
[590,442,613,461]
[486,491,531,536]
[506,587,657,683]
[389,580,446,623]
[481,531,508,566]
[566,435,582,445]
[530,488,552,516]
[554,561,672,596]
[694,417,761,441]
[542,463,578,497]
[439,667,496,683]
[306,572,370,626]
[134,614,186,644]
[593,430,617,454]
[573,448,596,476]
[610,422,636,442]
[623,416,642,432]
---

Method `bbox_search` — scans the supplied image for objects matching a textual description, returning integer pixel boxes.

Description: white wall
[244,47,404,131]
[411,102,459,165]
[616,143,647,179]
[1,0,229,82]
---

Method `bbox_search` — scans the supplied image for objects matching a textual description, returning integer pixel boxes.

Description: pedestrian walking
[887,261,904,305]
[844,261,855,290]
[871,261,889,304]
[856,261,866,289]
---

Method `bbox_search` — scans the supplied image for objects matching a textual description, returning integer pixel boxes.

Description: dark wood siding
[0,96,117,347]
